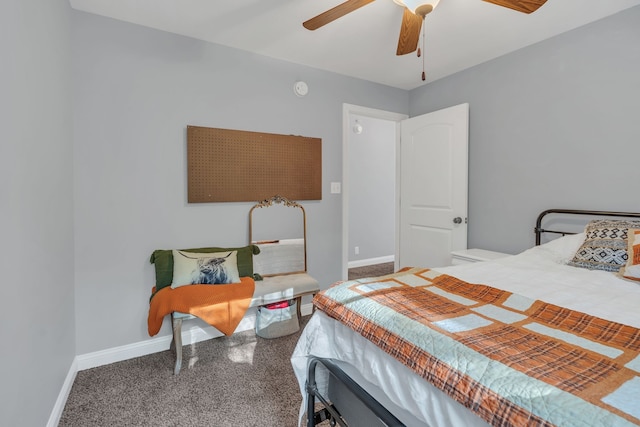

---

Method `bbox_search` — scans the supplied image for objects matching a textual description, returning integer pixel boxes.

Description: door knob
[453,217,462,224]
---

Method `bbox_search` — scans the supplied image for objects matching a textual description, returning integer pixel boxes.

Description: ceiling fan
[303,0,548,56]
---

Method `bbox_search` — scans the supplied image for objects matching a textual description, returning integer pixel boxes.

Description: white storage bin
[255,299,300,339]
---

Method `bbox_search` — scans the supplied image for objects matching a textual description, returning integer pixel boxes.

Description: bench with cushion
[149,243,319,374]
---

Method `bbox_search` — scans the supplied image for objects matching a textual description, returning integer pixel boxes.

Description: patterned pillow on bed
[619,229,640,281]
[568,220,640,272]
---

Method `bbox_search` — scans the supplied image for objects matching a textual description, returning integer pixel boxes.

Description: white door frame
[341,104,408,280]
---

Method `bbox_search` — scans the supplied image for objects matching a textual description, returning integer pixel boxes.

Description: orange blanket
[148,277,255,336]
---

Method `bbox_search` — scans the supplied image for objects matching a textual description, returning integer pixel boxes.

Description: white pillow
[171,250,241,288]
[537,232,586,264]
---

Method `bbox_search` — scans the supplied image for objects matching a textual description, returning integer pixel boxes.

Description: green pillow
[150,245,260,291]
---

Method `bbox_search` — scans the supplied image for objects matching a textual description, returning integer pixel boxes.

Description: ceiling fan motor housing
[393,0,440,17]
[415,4,434,16]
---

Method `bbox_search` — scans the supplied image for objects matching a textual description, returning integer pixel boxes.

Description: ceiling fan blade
[396,8,423,55]
[303,0,375,30]
[482,0,547,14]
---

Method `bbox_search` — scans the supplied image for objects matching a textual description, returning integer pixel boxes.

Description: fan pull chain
[417,20,422,58]
[421,18,426,81]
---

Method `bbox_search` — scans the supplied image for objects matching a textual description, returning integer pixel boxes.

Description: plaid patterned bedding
[313,268,640,426]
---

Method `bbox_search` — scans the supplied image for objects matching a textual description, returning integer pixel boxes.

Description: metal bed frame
[534,208,640,245]
[306,357,403,427]
[306,209,640,427]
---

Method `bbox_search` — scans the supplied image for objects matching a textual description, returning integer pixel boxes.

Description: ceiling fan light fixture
[393,0,440,16]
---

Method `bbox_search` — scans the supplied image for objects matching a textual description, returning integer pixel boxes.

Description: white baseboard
[76,302,314,371]
[50,302,314,425]
[348,255,394,269]
[47,358,78,427]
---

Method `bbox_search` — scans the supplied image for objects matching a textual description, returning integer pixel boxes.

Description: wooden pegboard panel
[187,125,322,203]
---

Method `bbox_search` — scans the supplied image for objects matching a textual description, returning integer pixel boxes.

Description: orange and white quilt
[313,268,640,426]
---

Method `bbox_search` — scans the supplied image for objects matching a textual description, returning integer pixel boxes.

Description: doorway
[341,103,469,279]
[342,104,407,280]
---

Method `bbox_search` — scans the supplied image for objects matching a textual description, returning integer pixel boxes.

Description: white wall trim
[77,333,175,371]
[348,255,395,269]
[47,358,78,427]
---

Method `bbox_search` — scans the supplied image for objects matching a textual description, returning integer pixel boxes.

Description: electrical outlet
[354,246,359,255]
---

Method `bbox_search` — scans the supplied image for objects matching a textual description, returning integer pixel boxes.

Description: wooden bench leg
[170,314,183,375]
[295,296,302,321]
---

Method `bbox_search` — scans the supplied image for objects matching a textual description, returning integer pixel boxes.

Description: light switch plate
[330,182,341,194]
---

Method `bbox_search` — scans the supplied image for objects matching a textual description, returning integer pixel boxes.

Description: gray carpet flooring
[60,318,309,427]
[348,262,395,280]
[60,263,394,427]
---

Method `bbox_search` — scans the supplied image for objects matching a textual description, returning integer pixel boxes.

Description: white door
[398,103,469,269]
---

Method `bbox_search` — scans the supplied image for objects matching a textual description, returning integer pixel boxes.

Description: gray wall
[348,114,396,264]
[409,6,640,255]
[0,0,75,425]
[71,11,409,354]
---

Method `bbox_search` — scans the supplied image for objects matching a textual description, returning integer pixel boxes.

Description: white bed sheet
[291,234,640,426]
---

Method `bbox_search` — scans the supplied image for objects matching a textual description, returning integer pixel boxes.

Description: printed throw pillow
[171,250,241,288]
[150,245,260,292]
[619,228,640,282]
[568,219,640,272]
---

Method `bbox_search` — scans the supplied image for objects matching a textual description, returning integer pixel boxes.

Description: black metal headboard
[535,209,640,246]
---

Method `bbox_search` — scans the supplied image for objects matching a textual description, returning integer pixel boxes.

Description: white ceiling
[69,0,640,90]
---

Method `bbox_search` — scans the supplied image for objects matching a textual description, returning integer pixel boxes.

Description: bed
[291,209,640,427]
